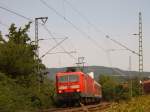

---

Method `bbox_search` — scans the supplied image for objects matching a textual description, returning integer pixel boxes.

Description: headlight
[70,85,80,89]
[58,86,67,90]
[58,90,62,93]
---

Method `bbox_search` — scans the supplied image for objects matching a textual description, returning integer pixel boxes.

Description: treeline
[99,75,141,102]
[0,23,55,112]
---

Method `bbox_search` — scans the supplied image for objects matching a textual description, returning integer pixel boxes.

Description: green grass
[105,95,150,112]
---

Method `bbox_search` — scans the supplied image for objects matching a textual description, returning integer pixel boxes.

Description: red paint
[56,71,102,98]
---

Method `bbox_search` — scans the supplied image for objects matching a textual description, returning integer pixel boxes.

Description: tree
[0,22,45,79]
[0,23,55,110]
[99,75,117,101]
[131,77,141,96]
[99,75,130,101]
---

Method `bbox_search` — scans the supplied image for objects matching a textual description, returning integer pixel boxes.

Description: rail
[40,102,110,112]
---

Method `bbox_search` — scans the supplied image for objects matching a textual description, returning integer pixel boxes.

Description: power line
[40,37,68,59]
[47,51,76,55]
[66,1,137,77]
[63,0,118,68]
[0,5,76,60]
[106,35,139,55]
[63,0,139,56]
[39,0,136,77]
[0,2,138,77]
[42,25,77,60]
[63,0,106,35]
[0,6,32,21]
[40,0,106,52]
[0,2,105,62]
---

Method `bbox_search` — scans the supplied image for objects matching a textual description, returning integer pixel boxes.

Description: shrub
[0,73,55,112]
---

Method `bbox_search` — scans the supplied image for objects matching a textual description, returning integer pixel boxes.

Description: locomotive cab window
[58,74,79,82]
[58,75,68,82]
[69,75,79,82]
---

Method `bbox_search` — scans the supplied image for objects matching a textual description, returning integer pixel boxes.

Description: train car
[142,80,150,94]
[56,69,102,105]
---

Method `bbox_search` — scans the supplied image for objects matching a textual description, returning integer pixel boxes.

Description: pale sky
[0,0,150,71]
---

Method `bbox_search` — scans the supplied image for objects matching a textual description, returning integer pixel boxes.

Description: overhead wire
[0,6,32,21]
[47,51,76,55]
[63,0,139,74]
[63,0,114,68]
[105,35,139,55]
[62,0,115,69]
[63,0,106,35]
[63,0,138,55]
[40,0,106,52]
[61,0,134,77]
[42,25,77,60]
[40,0,135,65]
[0,2,136,75]
[40,36,68,58]
[0,5,76,60]
[40,0,127,77]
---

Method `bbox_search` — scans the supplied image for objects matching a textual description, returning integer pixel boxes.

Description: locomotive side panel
[94,81,102,98]
[81,74,94,97]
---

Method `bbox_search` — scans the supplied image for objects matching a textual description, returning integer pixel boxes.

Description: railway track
[40,102,110,112]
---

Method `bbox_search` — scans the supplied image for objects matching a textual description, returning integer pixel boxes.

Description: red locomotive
[56,68,102,105]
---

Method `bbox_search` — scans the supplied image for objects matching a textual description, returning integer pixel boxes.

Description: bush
[0,73,35,112]
[99,75,130,101]
[0,73,55,112]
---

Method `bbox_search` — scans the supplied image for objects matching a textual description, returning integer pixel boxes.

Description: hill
[46,66,150,82]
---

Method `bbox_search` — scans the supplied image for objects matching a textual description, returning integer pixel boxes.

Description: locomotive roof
[56,71,84,74]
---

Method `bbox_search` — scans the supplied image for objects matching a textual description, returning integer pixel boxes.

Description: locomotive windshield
[58,75,79,82]
[69,75,79,82]
[58,75,68,82]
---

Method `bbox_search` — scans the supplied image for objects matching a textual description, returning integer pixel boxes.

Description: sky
[0,0,150,71]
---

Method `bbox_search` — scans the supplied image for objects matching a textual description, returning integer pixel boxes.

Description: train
[55,68,102,105]
[142,80,150,94]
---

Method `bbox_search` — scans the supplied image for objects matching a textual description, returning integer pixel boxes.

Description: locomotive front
[56,71,83,104]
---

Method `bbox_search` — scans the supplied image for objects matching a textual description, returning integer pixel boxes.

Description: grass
[104,95,150,112]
